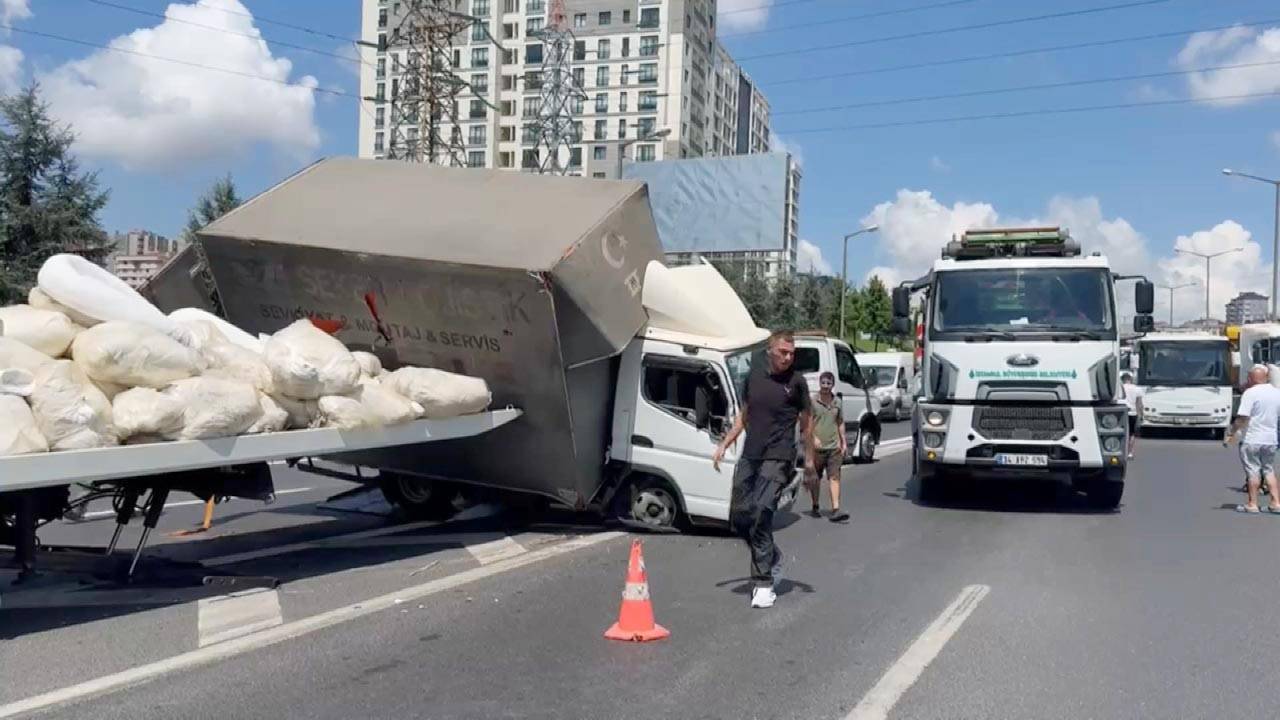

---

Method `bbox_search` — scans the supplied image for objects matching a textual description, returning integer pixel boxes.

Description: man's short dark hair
[768,329,795,347]
[1121,373,1133,382]
[819,371,835,383]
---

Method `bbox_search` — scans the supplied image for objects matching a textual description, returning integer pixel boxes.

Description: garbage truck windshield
[931,267,1114,340]
[1138,341,1231,387]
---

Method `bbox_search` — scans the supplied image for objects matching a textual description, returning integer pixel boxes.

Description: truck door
[629,354,735,521]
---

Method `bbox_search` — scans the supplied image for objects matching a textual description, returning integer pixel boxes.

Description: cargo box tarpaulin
[150,157,664,506]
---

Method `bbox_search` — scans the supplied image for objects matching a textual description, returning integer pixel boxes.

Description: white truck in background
[857,351,916,422]
[1128,332,1233,439]
[892,227,1156,509]
[794,334,882,463]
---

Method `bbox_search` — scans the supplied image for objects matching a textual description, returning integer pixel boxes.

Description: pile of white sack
[0,254,492,457]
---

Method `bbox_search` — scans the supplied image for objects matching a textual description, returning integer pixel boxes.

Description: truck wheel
[1086,480,1124,510]
[379,473,459,521]
[626,477,682,530]
[856,429,877,463]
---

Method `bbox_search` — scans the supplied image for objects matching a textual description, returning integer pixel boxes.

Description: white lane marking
[846,584,991,720]
[81,488,315,519]
[197,588,283,648]
[465,535,527,565]
[0,531,625,719]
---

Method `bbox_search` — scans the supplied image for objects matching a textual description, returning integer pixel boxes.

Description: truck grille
[973,405,1072,441]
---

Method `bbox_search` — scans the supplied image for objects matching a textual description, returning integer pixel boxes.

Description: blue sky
[8,0,1280,321]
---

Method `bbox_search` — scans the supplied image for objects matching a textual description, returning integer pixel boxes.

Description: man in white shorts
[1226,365,1280,513]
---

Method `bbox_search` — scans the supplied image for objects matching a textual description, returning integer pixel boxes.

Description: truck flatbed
[0,409,522,493]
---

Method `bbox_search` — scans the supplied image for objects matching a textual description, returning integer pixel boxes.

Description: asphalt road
[3,429,1267,719]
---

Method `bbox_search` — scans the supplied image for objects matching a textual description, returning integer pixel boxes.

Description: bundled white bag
[383,367,491,419]
[170,308,263,353]
[271,393,318,430]
[0,337,52,374]
[29,286,100,328]
[316,394,375,430]
[72,321,205,389]
[28,360,118,450]
[165,377,263,440]
[0,368,34,396]
[38,254,194,347]
[247,393,289,434]
[0,305,82,357]
[353,378,423,426]
[263,320,361,400]
[0,394,48,455]
[112,387,186,440]
[352,351,383,378]
[203,341,274,394]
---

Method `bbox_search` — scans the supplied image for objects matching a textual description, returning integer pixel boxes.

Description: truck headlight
[1102,436,1122,453]
[923,432,945,449]
[926,410,946,427]
[1100,413,1121,430]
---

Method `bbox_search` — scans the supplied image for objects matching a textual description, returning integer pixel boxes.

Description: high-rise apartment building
[1226,291,1269,325]
[357,0,772,177]
[109,229,179,290]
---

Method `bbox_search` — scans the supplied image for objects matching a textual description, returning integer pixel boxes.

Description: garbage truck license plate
[996,453,1048,467]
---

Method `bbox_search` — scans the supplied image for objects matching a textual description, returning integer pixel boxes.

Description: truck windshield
[726,343,765,403]
[863,366,896,387]
[931,267,1114,339]
[1138,341,1230,386]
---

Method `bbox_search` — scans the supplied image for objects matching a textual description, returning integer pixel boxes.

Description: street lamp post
[1222,169,1280,319]
[839,226,880,340]
[1157,281,1196,326]
[1175,247,1243,323]
[615,128,672,179]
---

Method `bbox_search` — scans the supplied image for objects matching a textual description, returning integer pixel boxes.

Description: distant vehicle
[793,333,882,464]
[1131,332,1233,440]
[858,351,916,421]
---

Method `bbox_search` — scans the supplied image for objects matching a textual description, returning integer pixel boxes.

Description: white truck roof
[1138,332,1226,342]
[857,352,911,366]
[932,254,1113,273]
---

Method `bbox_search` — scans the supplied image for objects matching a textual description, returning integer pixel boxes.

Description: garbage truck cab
[891,227,1156,508]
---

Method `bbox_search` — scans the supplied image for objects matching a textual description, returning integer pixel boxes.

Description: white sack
[165,377,263,440]
[0,368,35,396]
[271,393,318,430]
[0,337,53,374]
[38,254,194,347]
[383,367,491,419]
[67,363,114,423]
[316,394,375,430]
[170,308,264,354]
[354,378,423,425]
[263,320,361,400]
[353,351,383,378]
[247,393,289,434]
[0,305,82,357]
[29,286,100,328]
[0,395,48,455]
[203,341,274,394]
[28,360,117,450]
[112,387,186,440]
[71,321,205,388]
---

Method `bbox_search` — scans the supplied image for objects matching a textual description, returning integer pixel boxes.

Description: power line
[760,17,1280,86]
[778,89,1280,135]
[2,24,357,98]
[719,0,983,39]
[774,59,1280,115]
[82,0,374,69]
[735,0,1175,62]
[719,0,827,16]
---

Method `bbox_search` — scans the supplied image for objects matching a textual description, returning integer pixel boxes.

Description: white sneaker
[751,586,776,609]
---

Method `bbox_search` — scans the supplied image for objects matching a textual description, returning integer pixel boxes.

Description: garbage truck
[890,227,1155,508]
[146,157,810,530]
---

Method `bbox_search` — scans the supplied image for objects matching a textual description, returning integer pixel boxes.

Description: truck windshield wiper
[960,330,1016,342]
[1022,325,1104,340]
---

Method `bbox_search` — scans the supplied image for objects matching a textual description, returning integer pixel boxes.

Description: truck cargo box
[148,157,664,507]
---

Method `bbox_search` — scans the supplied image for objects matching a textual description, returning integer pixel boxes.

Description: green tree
[768,272,800,330]
[0,83,111,304]
[863,275,893,350]
[797,273,824,331]
[182,174,242,244]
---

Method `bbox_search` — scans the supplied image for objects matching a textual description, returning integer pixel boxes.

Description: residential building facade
[109,229,179,290]
[1226,291,1269,325]
[358,0,772,177]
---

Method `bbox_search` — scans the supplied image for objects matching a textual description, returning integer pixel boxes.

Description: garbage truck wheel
[379,473,459,521]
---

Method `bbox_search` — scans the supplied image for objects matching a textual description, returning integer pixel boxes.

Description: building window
[639,7,659,28]
[391,78,400,99]
[473,0,490,16]
[471,73,488,93]
[501,100,514,116]
[639,36,659,57]
[599,11,611,25]
[595,93,607,113]
[376,58,386,79]
[503,47,517,63]
[522,124,538,143]
[573,13,586,28]
[502,22,518,39]
[502,74,516,90]
[523,97,542,117]
[378,33,387,52]
[593,145,607,160]
[376,82,386,101]
[570,95,584,114]
[639,63,657,83]
[470,99,486,118]
[526,0,544,12]
[637,144,656,162]
[471,47,489,67]
[523,149,539,168]
[503,0,518,12]
[375,106,385,128]
[374,132,385,153]
[622,38,630,57]
[572,121,583,141]
[593,172,606,178]
[471,22,486,41]
[638,117,656,135]
[638,91,657,111]
[469,125,487,145]
[378,8,388,28]
[526,44,543,64]
[623,9,631,23]
[619,92,628,112]
[596,66,609,87]
[594,119,606,140]
[524,71,543,89]
[620,64,629,85]
[618,118,626,138]
[569,147,582,167]
[499,151,513,168]
[526,17,543,34]
[572,67,585,88]
[597,39,611,60]
[468,151,485,168]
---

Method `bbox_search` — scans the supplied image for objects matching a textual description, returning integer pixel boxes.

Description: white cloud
[1176,24,1280,105]
[1156,220,1268,322]
[770,132,803,167]
[930,156,951,173]
[0,45,22,95]
[1,0,31,30]
[797,239,833,275]
[718,0,772,34]
[860,189,1001,281]
[39,0,320,171]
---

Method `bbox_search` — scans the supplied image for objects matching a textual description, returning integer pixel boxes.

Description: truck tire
[625,476,683,530]
[1086,479,1124,510]
[856,428,877,463]
[379,472,459,521]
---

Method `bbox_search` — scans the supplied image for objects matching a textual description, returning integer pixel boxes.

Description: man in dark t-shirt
[713,330,812,609]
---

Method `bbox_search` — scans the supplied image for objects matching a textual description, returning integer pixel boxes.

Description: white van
[857,351,916,421]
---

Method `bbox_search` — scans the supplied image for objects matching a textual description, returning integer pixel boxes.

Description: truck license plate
[995,453,1048,467]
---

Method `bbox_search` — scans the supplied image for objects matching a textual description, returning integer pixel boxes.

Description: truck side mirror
[694,386,711,430]
[1135,280,1155,315]
[891,317,910,335]
[1133,315,1155,333]
[892,287,910,320]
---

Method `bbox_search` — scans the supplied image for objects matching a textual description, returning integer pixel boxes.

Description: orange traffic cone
[604,539,670,642]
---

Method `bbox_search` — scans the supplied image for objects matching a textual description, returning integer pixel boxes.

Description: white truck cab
[1130,332,1233,438]
[892,227,1156,509]
[858,351,916,421]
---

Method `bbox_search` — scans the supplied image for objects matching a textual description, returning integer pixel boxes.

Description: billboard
[623,153,790,253]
